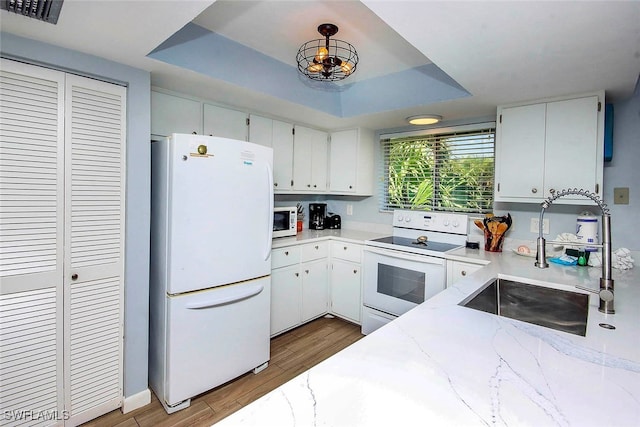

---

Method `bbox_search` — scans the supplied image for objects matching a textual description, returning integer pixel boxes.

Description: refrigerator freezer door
[164,276,270,407]
[167,134,273,294]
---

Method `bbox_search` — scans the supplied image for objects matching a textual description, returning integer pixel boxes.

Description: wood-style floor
[82,316,363,427]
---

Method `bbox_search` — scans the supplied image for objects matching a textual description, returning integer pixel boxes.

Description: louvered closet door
[63,75,126,426]
[0,59,65,427]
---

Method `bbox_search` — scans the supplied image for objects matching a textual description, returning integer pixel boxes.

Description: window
[380,123,495,213]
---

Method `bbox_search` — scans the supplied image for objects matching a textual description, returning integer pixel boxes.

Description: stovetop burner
[368,236,461,253]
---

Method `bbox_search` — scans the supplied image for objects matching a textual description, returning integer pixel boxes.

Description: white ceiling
[2,0,639,131]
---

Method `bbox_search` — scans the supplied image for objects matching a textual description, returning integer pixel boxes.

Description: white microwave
[273,206,297,238]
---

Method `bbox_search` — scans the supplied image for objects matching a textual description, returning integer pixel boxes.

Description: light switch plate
[614,187,629,204]
[530,218,550,234]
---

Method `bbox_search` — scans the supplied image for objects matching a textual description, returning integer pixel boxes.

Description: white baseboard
[122,388,151,414]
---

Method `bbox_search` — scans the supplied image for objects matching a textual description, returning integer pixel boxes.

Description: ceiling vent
[1,0,64,24]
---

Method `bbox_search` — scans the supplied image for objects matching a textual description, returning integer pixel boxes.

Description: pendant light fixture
[296,23,359,82]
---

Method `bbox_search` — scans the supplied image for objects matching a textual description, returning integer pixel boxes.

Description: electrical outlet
[530,218,550,234]
[614,187,629,204]
[346,204,353,216]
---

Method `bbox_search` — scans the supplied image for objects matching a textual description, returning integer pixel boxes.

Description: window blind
[380,124,495,213]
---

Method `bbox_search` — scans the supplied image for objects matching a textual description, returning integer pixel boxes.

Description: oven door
[363,246,446,317]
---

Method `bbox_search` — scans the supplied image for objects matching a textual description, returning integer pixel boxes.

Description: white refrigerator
[149,133,273,414]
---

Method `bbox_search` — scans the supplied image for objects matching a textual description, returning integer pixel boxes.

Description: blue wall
[323,81,640,251]
[1,33,151,399]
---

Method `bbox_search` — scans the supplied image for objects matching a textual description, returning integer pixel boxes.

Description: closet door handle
[71,274,78,281]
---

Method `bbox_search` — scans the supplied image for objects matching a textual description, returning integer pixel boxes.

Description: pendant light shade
[296,23,359,82]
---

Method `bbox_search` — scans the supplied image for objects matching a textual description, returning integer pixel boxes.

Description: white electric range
[362,209,469,334]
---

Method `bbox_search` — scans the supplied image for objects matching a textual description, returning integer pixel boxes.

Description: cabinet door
[248,114,273,147]
[293,126,328,192]
[544,95,600,198]
[310,131,328,191]
[329,129,358,193]
[271,265,301,336]
[151,91,201,136]
[330,259,362,323]
[447,261,483,287]
[0,59,65,421]
[203,103,247,141]
[495,103,546,200]
[65,74,126,423]
[301,259,328,322]
[272,120,294,192]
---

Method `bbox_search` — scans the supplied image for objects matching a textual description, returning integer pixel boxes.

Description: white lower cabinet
[270,242,328,336]
[271,239,366,334]
[301,258,329,322]
[447,260,484,286]
[271,264,302,337]
[330,260,362,323]
[329,242,363,323]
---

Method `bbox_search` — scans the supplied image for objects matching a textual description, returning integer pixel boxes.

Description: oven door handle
[364,246,445,266]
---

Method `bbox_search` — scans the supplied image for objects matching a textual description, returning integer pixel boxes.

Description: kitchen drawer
[300,241,328,262]
[331,241,362,263]
[272,246,301,269]
[446,260,485,287]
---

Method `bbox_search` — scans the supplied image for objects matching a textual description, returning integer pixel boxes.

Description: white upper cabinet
[151,91,376,196]
[249,115,294,192]
[151,91,202,137]
[495,91,604,203]
[328,128,375,195]
[293,125,328,192]
[203,103,248,141]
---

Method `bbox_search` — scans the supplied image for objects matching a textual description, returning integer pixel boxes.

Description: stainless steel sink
[460,278,589,336]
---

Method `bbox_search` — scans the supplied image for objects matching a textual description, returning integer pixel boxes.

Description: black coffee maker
[309,203,327,230]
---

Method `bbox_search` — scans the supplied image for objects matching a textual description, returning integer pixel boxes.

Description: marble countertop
[271,229,388,248]
[231,236,640,426]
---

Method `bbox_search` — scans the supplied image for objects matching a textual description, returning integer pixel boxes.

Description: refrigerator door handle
[185,284,264,309]
[265,162,274,260]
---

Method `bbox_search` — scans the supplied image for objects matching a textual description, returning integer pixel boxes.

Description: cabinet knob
[353,269,358,274]
[461,271,467,276]
[192,131,197,135]
[314,245,319,250]
[71,273,78,281]
[349,185,353,189]
[313,184,317,188]
[285,251,289,256]
[305,269,309,274]
[274,182,278,187]
[307,184,311,188]
[343,246,347,250]
[295,272,299,277]
[531,188,538,194]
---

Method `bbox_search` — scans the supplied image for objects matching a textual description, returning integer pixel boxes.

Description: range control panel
[392,209,469,235]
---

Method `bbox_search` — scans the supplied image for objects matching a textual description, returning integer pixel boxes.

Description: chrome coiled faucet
[535,188,614,314]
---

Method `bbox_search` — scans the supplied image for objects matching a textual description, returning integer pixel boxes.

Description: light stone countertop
[271,229,388,248]
[237,232,640,426]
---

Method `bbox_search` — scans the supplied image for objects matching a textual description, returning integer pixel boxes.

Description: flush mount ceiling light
[296,23,359,82]
[407,115,443,125]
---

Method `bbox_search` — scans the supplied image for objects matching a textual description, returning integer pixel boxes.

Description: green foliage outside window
[383,127,495,213]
